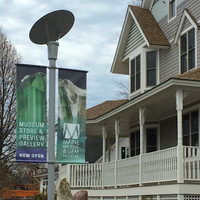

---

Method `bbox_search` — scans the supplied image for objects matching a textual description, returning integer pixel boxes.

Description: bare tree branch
[0,27,22,190]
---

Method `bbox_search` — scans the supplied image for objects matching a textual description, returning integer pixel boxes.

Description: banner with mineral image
[16,64,47,162]
[57,68,87,163]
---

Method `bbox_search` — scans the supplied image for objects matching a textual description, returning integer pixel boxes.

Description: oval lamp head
[29,10,75,45]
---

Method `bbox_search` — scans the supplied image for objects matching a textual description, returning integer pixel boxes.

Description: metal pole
[47,41,59,200]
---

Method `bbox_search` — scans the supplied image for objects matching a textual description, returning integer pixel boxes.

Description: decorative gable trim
[111,5,170,75]
[174,9,200,44]
[123,21,144,57]
[129,7,150,47]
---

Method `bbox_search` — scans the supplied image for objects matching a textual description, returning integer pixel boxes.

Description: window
[131,55,140,93]
[180,28,195,73]
[130,131,140,156]
[169,0,176,20]
[183,110,199,146]
[147,51,157,86]
[146,128,157,153]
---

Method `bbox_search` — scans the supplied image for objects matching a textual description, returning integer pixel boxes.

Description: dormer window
[131,55,141,93]
[169,0,176,20]
[180,28,195,73]
[147,51,157,87]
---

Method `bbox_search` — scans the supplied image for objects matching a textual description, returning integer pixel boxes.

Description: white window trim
[129,45,143,98]
[129,46,160,99]
[129,123,160,154]
[182,104,200,147]
[144,49,160,89]
[178,26,197,74]
[183,110,199,146]
[144,124,160,154]
[168,0,177,22]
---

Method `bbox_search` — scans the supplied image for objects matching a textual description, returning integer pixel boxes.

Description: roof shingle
[86,99,128,120]
[129,5,170,47]
[174,68,200,81]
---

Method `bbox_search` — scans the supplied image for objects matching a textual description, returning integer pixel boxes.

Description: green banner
[57,68,87,163]
[16,64,47,163]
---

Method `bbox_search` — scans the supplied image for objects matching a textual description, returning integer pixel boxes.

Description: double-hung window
[130,130,140,157]
[183,110,199,146]
[131,55,140,93]
[180,28,195,73]
[169,0,176,20]
[147,51,157,87]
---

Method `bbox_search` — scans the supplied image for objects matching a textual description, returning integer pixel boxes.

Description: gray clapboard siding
[124,22,144,57]
[182,17,192,32]
[152,0,200,82]
[158,0,200,41]
[160,44,179,82]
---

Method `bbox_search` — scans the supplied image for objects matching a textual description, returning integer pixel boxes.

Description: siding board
[124,22,144,57]
[151,0,200,82]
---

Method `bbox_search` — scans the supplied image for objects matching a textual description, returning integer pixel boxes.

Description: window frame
[146,128,158,153]
[183,110,199,147]
[169,0,176,21]
[146,51,157,87]
[180,27,196,74]
[130,130,140,157]
[131,55,141,93]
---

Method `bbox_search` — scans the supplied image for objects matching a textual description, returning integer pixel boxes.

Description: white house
[59,0,200,200]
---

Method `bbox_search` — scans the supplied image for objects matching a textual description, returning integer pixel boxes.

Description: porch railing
[184,146,200,180]
[59,146,200,188]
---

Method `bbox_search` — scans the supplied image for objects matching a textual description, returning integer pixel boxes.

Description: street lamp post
[29,10,74,200]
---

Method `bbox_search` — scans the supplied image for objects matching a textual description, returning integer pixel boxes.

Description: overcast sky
[0,0,141,108]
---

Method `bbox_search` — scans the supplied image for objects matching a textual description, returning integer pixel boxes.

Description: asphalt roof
[129,5,170,47]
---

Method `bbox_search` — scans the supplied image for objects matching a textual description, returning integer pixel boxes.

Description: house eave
[86,78,200,124]
[148,44,170,49]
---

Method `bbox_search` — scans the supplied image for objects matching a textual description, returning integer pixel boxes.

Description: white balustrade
[183,146,200,180]
[68,163,103,188]
[142,147,177,183]
[116,156,139,186]
[59,146,200,188]
[103,161,115,186]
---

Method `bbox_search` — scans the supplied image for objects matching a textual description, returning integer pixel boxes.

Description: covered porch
[60,145,200,188]
[59,76,200,190]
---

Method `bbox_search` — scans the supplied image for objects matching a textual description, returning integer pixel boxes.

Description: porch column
[176,90,183,146]
[102,125,107,163]
[139,106,145,186]
[176,89,184,183]
[115,119,120,161]
[139,107,145,154]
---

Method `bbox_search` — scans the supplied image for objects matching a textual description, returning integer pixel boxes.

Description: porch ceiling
[86,78,200,138]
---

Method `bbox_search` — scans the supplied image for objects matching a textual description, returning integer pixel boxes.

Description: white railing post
[102,163,104,188]
[115,160,117,188]
[115,119,120,187]
[176,90,184,183]
[139,107,145,186]
[102,125,107,163]
[66,164,71,185]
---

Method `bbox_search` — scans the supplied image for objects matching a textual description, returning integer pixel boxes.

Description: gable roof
[174,9,200,44]
[129,6,170,47]
[86,99,128,120]
[111,5,170,75]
